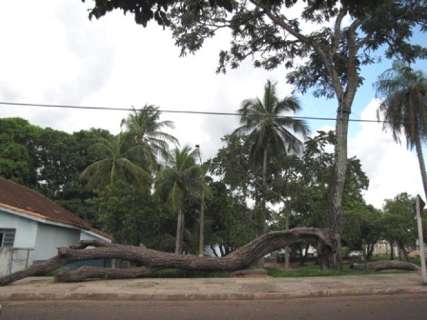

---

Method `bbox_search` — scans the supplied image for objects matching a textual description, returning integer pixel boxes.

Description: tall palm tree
[80,134,150,191]
[375,62,427,200]
[234,80,309,235]
[121,105,178,166]
[156,146,204,254]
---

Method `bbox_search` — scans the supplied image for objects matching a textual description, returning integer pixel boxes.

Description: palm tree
[156,146,204,254]
[80,134,150,191]
[234,80,309,236]
[121,105,178,166]
[375,62,427,199]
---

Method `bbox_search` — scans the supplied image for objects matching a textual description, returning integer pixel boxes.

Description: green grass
[266,264,406,278]
[150,268,231,278]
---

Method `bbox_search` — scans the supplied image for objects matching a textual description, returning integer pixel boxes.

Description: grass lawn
[266,264,411,277]
[151,268,232,278]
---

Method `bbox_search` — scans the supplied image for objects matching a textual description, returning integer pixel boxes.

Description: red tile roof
[0,178,111,240]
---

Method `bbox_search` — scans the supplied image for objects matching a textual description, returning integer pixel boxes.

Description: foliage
[0,118,112,223]
[156,146,204,211]
[156,145,205,253]
[270,130,369,230]
[382,193,418,256]
[82,0,427,262]
[343,202,383,258]
[80,134,151,191]
[121,105,178,165]
[204,180,256,256]
[92,180,174,248]
[209,134,255,199]
[234,80,308,164]
[0,118,41,187]
[233,80,308,236]
[376,62,427,149]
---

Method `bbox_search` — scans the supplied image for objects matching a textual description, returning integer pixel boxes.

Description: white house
[0,178,111,275]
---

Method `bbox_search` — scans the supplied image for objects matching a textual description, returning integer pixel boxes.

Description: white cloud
[350,98,424,208]
[0,0,294,160]
[4,1,418,210]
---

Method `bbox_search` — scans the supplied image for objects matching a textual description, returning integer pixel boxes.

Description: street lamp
[415,195,427,285]
[195,144,205,257]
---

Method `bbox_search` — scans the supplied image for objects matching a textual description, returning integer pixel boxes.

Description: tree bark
[390,241,395,260]
[253,148,269,268]
[329,100,351,270]
[284,210,290,270]
[175,208,182,254]
[300,242,310,266]
[0,228,333,286]
[198,191,205,256]
[259,148,268,236]
[415,134,427,201]
[352,260,420,272]
[180,208,185,253]
[56,266,152,282]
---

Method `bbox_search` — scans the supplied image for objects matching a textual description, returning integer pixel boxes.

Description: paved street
[1,295,427,320]
[1,274,427,301]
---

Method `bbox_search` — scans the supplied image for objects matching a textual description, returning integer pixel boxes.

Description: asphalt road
[1,295,427,320]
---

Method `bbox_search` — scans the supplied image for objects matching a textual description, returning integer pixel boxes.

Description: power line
[0,100,386,123]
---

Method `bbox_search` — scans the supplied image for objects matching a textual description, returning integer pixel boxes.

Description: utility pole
[415,195,427,285]
[196,145,205,257]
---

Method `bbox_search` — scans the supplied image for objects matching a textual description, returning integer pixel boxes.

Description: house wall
[0,247,11,276]
[33,223,80,261]
[80,230,111,243]
[0,209,38,248]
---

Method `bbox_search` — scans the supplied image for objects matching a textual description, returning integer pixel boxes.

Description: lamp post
[196,145,205,257]
[415,195,427,285]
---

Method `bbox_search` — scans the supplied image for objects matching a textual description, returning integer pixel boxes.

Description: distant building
[0,178,111,275]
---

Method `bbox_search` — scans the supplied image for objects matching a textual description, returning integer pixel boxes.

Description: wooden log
[0,227,333,285]
[55,266,152,282]
[351,260,420,272]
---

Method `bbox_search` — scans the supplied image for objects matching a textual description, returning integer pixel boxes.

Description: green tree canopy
[156,145,204,254]
[82,1,427,265]
[121,105,178,166]
[80,134,151,191]
[376,63,427,200]
[382,192,418,259]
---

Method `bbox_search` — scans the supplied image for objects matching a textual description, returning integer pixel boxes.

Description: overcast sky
[0,0,426,209]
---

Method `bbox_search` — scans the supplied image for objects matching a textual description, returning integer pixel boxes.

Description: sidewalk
[0,273,426,301]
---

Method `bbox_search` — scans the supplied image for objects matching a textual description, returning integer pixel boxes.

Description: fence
[0,247,33,276]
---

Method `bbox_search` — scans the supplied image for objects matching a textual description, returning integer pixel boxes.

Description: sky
[0,0,426,209]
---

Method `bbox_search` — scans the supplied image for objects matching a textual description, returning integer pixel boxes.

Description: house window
[0,229,16,247]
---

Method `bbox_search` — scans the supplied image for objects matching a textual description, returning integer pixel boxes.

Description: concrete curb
[1,287,427,301]
[2,274,426,302]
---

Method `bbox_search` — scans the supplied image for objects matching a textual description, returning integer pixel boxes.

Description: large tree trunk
[175,208,184,254]
[352,260,420,272]
[0,228,333,286]
[329,101,351,269]
[198,191,205,256]
[389,241,395,260]
[259,148,268,236]
[253,148,269,268]
[415,134,427,201]
[284,210,290,270]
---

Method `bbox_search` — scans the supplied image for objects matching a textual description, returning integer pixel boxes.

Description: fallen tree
[0,227,333,285]
[351,260,420,272]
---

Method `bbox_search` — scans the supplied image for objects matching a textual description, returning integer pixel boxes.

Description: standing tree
[375,63,427,200]
[121,105,178,166]
[156,146,204,254]
[234,80,308,236]
[82,0,427,267]
[80,134,150,191]
[382,193,418,260]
